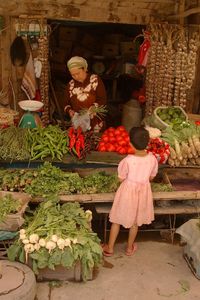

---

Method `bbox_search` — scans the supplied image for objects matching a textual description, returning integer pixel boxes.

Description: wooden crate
[0,191,30,231]
[187,113,200,122]
[163,168,200,191]
[35,262,95,282]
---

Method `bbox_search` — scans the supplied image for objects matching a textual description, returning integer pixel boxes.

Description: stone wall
[0,0,176,24]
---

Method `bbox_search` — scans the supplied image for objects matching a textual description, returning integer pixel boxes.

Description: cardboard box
[120,42,134,55]
[59,26,78,41]
[102,43,119,57]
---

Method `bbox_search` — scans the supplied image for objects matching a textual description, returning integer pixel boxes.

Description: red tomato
[118,147,127,155]
[115,137,123,144]
[107,144,116,152]
[109,136,116,143]
[98,145,107,152]
[117,125,126,132]
[114,129,122,136]
[101,135,109,143]
[107,127,115,133]
[124,136,130,143]
[127,147,135,154]
[118,139,127,147]
[98,141,106,147]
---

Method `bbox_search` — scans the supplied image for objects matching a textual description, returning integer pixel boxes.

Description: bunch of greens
[81,172,119,194]
[0,162,119,196]
[0,169,38,192]
[151,182,173,192]
[0,126,30,161]
[0,194,21,223]
[7,196,102,281]
[24,162,84,196]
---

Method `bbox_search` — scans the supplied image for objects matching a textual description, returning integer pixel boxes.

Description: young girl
[103,126,158,256]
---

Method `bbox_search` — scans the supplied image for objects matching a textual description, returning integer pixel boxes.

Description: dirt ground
[36,232,200,300]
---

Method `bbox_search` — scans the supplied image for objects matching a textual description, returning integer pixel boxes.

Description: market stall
[1,1,200,285]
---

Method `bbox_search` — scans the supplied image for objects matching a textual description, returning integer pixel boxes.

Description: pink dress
[109,153,158,228]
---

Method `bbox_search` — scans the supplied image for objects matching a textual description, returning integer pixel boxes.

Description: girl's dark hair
[129,127,149,150]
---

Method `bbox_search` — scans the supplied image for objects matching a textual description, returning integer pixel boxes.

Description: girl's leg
[105,223,120,253]
[126,224,138,253]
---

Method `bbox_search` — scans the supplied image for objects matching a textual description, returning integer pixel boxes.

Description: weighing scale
[18,100,44,128]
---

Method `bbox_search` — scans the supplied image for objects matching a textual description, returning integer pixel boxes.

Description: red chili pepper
[69,134,76,149]
[68,127,75,138]
[78,134,85,149]
[76,126,83,137]
[75,140,81,158]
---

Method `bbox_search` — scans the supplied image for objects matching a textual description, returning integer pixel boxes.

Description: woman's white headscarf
[67,56,88,71]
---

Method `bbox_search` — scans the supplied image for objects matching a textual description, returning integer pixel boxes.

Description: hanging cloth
[138,31,151,67]
[21,51,37,99]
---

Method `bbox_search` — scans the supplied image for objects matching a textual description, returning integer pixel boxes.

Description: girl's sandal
[125,243,137,256]
[102,244,114,257]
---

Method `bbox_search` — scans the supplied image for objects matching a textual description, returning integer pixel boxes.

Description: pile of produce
[0,126,30,161]
[7,197,102,281]
[161,122,200,166]
[0,124,100,162]
[28,125,69,161]
[0,194,21,223]
[0,162,119,196]
[97,126,134,155]
[147,138,170,164]
[155,107,187,130]
[67,127,99,159]
[151,182,173,192]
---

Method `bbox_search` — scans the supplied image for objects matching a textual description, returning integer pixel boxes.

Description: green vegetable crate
[153,106,188,130]
[0,191,30,231]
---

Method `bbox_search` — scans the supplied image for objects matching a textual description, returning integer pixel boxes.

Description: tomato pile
[147,137,170,164]
[97,126,134,155]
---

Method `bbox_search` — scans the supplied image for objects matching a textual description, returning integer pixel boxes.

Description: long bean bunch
[0,126,30,161]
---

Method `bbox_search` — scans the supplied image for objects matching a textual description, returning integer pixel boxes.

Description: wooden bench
[95,203,200,244]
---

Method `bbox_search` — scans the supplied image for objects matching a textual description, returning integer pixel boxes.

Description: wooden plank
[95,204,200,215]
[30,190,200,204]
[85,151,124,165]
[154,205,200,215]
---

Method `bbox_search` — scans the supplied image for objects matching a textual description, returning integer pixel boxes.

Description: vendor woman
[64,56,107,132]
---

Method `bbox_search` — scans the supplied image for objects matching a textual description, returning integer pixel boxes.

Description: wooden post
[1,16,11,92]
[0,260,2,279]
[179,0,185,25]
